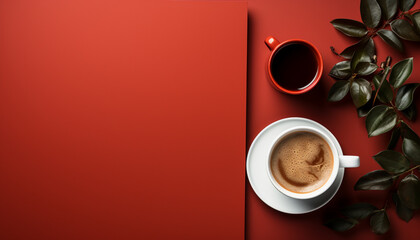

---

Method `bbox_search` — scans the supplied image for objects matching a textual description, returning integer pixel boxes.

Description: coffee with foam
[270,131,333,193]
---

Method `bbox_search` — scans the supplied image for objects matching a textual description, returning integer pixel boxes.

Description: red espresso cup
[265,36,323,95]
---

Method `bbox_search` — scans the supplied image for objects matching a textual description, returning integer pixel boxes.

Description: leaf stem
[330,46,340,56]
[393,165,420,178]
[372,209,384,214]
[383,200,388,209]
[390,101,396,108]
[372,66,391,105]
[407,9,420,15]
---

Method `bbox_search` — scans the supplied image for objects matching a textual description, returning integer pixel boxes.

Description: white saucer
[246,117,345,214]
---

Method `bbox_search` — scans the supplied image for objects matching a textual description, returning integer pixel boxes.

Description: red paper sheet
[0,1,247,239]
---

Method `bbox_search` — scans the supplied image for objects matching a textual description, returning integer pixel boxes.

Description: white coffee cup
[267,126,359,200]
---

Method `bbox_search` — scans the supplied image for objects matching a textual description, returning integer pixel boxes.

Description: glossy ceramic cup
[265,36,323,94]
[267,126,360,200]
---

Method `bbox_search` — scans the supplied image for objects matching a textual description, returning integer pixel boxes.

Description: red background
[1,0,420,239]
[246,0,420,239]
[0,1,247,239]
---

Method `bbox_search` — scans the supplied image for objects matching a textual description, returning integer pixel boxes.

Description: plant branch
[393,165,420,178]
[372,65,391,105]
[326,3,420,234]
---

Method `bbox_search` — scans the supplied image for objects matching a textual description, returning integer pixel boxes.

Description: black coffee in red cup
[265,36,323,94]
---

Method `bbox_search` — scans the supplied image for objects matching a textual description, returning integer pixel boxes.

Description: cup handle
[339,155,360,168]
[265,36,280,51]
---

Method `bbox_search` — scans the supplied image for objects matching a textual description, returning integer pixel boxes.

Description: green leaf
[324,218,357,232]
[393,193,414,222]
[328,80,350,102]
[361,0,382,28]
[401,121,420,141]
[373,150,410,173]
[378,0,398,20]
[395,83,419,110]
[398,174,420,210]
[412,12,420,33]
[354,170,393,190]
[370,210,390,235]
[355,62,378,75]
[377,29,404,52]
[341,203,378,220]
[341,38,375,60]
[351,78,372,108]
[350,39,375,71]
[329,61,351,79]
[364,37,376,59]
[402,103,417,121]
[331,19,369,37]
[366,105,398,137]
[387,126,401,150]
[372,73,393,103]
[351,48,366,72]
[400,0,416,11]
[357,90,375,117]
[389,58,413,88]
[402,137,420,165]
[391,19,420,41]
[340,42,362,59]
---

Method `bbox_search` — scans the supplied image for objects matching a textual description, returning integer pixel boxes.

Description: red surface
[246,0,420,239]
[0,1,247,239]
